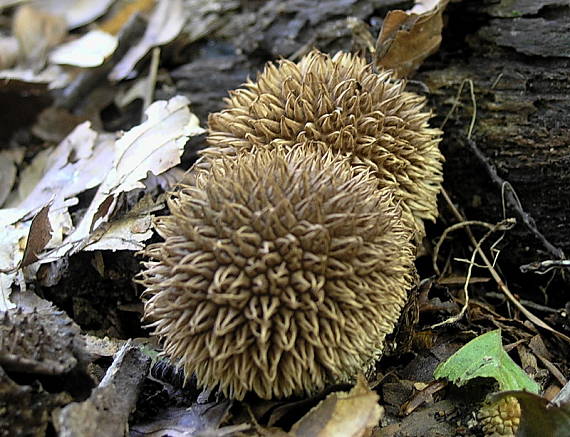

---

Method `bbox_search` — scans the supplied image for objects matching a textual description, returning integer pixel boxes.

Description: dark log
[171,0,570,295]
[418,0,570,287]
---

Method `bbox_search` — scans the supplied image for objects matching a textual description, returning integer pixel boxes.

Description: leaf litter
[0,0,568,435]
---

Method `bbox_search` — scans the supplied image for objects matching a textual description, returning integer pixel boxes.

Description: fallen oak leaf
[42,95,203,260]
[49,30,118,68]
[375,0,449,78]
[109,0,185,81]
[289,376,384,437]
[29,0,116,29]
[20,202,53,268]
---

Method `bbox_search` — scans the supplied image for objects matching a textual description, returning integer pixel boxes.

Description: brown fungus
[139,147,415,400]
[479,396,521,437]
[205,50,444,238]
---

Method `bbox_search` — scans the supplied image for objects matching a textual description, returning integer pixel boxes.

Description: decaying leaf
[19,203,53,269]
[5,122,111,224]
[0,148,24,207]
[12,4,67,69]
[0,36,19,70]
[289,376,384,437]
[375,0,449,77]
[109,0,186,81]
[45,95,203,258]
[49,29,118,68]
[83,194,161,252]
[30,0,116,29]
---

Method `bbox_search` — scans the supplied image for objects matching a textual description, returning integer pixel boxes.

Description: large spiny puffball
[205,50,444,238]
[139,147,415,400]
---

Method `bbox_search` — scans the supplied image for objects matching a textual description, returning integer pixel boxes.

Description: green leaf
[433,329,540,393]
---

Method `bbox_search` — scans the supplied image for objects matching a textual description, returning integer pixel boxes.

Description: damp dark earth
[0,1,569,436]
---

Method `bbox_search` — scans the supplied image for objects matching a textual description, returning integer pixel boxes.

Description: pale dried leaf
[375,0,449,77]
[20,203,53,268]
[0,65,71,89]
[289,377,384,437]
[109,0,186,81]
[84,195,162,252]
[12,5,67,69]
[0,36,19,70]
[6,122,106,218]
[50,30,118,68]
[109,95,202,194]
[408,0,441,14]
[44,96,203,258]
[0,148,24,207]
[30,0,116,29]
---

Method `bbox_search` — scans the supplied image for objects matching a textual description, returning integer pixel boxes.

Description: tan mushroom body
[140,148,416,399]
[140,50,443,400]
[206,50,443,239]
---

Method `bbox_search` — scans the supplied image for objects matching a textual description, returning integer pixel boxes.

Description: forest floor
[0,1,568,436]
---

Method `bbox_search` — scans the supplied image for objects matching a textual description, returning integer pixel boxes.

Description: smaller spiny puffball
[205,50,444,238]
[139,147,416,400]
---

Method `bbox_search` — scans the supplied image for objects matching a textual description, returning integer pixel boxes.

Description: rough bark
[171,0,570,292]
[418,0,570,279]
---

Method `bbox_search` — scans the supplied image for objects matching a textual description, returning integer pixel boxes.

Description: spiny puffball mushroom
[140,147,415,400]
[479,396,521,437]
[206,50,444,238]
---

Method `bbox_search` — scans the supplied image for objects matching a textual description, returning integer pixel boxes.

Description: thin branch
[466,138,565,260]
[442,189,570,344]
[520,259,570,274]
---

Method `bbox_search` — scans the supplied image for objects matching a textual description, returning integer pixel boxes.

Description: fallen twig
[432,218,514,329]
[442,189,570,343]
[520,259,570,275]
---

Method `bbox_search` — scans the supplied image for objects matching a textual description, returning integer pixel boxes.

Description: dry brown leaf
[30,0,116,29]
[109,0,185,81]
[0,36,19,70]
[375,0,449,78]
[0,148,24,207]
[12,5,67,69]
[289,376,384,437]
[99,0,156,35]
[20,203,53,269]
[44,95,203,259]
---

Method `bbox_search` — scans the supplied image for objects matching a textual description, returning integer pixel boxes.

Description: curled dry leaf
[109,0,185,81]
[12,5,67,69]
[0,123,114,305]
[289,376,384,437]
[19,203,53,269]
[0,36,19,70]
[49,30,118,68]
[375,0,449,78]
[45,95,203,258]
[29,0,116,29]
[0,148,24,207]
